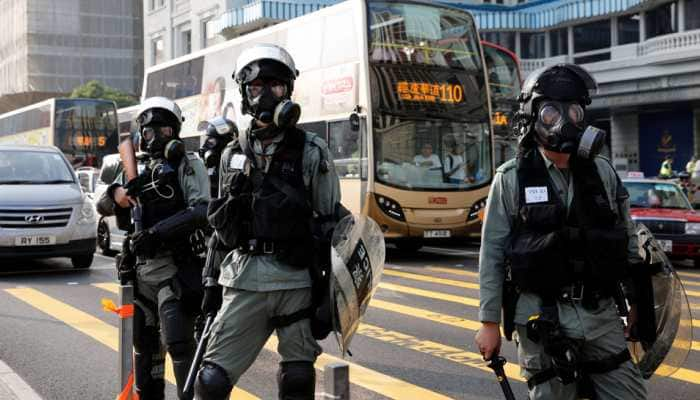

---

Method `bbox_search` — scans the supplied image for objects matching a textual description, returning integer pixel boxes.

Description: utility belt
[239,239,292,255]
[237,238,310,269]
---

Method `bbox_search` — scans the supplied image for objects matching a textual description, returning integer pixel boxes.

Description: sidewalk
[0,360,42,400]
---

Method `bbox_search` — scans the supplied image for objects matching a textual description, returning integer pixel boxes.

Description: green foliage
[70,80,138,108]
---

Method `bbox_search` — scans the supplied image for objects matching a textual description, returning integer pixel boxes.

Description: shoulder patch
[185,151,199,161]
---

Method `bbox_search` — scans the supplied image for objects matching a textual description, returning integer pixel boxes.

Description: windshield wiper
[38,180,75,184]
[0,180,36,184]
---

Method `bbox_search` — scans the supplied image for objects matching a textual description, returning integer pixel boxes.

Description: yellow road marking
[95,283,453,399]
[357,323,524,382]
[379,282,479,307]
[678,271,700,279]
[5,287,257,400]
[384,269,480,290]
[425,267,479,279]
[371,299,482,330]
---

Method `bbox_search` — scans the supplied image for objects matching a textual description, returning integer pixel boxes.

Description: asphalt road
[0,245,699,399]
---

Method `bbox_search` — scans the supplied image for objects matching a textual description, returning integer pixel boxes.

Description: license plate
[15,236,56,246]
[424,230,451,238]
[657,239,673,252]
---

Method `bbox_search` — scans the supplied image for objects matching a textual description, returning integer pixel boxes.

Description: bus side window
[329,120,360,179]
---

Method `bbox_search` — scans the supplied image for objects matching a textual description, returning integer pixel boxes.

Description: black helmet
[199,116,238,168]
[518,64,597,119]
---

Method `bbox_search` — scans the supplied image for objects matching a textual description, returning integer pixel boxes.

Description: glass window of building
[573,19,611,52]
[618,14,640,44]
[520,32,546,59]
[686,0,700,30]
[646,1,678,39]
[181,30,192,55]
[202,19,217,48]
[158,0,165,6]
[481,31,516,53]
[550,28,568,56]
[152,37,164,66]
[149,0,155,10]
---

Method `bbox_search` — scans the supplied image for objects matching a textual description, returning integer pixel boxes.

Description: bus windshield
[368,1,491,190]
[54,99,119,168]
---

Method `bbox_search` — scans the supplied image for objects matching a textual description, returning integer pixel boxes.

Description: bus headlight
[375,194,405,221]
[77,200,96,225]
[468,197,487,221]
[686,222,700,235]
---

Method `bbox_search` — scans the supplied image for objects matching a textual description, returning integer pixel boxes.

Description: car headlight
[77,200,96,225]
[686,222,700,234]
[375,194,405,221]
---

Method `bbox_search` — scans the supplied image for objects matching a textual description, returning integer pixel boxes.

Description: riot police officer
[193,44,341,400]
[198,117,238,198]
[96,97,210,399]
[475,64,648,399]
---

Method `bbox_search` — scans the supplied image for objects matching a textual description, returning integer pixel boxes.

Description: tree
[70,80,138,108]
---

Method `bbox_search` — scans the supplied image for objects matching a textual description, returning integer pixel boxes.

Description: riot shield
[330,214,385,356]
[629,223,693,378]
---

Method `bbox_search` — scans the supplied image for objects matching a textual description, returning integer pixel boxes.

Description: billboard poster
[639,110,693,177]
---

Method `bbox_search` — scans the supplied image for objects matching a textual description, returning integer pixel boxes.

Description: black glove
[228,172,249,197]
[201,284,223,316]
[131,228,159,258]
[115,247,136,284]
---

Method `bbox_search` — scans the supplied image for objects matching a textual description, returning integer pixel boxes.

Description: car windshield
[624,181,692,209]
[0,150,74,184]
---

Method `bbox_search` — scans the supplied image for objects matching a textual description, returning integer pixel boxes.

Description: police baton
[487,356,516,400]
[183,313,216,398]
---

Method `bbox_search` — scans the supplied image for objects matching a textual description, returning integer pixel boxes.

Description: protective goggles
[246,79,287,99]
[538,102,585,127]
[141,126,174,142]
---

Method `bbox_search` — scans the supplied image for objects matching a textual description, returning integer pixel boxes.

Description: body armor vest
[508,149,628,296]
[139,160,186,230]
[220,128,313,265]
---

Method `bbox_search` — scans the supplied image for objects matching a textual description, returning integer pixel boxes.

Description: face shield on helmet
[234,44,301,134]
[198,117,238,168]
[136,97,185,160]
[517,64,605,158]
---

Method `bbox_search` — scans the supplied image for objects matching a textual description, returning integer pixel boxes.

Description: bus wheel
[71,254,94,269]
[396,239,423,252]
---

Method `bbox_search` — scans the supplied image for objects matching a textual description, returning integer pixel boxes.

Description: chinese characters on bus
[396,81,464,104]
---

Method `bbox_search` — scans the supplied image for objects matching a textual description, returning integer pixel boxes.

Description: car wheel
[693,258,700,269]
[395,239,423,252]
[71,253,94,269]
[97,219,117,256]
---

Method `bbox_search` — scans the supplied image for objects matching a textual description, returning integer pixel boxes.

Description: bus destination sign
[396,81,464,104]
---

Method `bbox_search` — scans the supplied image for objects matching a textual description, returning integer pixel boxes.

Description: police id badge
[524,186,548,204]
[229,153,251,175]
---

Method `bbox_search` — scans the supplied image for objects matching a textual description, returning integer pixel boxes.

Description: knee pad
[277,361,315,400]
[194,362,233,400]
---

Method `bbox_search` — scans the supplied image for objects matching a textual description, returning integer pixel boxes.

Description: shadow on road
[0,258,93,277]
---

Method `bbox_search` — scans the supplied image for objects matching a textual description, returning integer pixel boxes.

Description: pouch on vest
[207,193,251,249]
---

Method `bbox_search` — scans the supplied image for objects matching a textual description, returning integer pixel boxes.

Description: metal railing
[638,30,700,57]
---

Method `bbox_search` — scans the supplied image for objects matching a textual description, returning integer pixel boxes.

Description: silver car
[0,145,97,268]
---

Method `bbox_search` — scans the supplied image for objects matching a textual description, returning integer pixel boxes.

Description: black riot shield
[329,214,385,356]
[629,223,693,378]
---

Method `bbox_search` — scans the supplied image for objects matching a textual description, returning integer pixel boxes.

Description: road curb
[0,360,43,400]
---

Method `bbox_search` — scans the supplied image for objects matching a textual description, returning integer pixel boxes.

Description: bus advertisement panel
[0,98,119,168]
[141,0,493,248]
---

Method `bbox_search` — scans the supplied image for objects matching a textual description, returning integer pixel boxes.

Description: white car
[0,145,97,268]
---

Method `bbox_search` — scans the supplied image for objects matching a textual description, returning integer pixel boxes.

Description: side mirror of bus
[349,113,360,132]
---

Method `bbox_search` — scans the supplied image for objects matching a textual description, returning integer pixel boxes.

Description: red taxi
[623,174,700,267]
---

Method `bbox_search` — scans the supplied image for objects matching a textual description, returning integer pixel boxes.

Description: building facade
[0,0,143,114]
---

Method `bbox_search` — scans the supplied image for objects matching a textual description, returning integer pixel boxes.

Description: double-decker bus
[0,98,119,168]
[481,41,522,167]
[142,0,494,250]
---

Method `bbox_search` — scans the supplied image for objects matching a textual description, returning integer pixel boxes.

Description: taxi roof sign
[627,171,645,178]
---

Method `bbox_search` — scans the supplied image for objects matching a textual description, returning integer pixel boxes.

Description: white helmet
[136,96,184,135]
[234,44,298,85]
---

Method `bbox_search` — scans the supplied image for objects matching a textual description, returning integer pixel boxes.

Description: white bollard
[323,362,349,400]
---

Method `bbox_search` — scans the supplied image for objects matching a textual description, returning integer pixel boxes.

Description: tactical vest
[140,159,186,230]
[507,149,629,296]
[218,128,313,266]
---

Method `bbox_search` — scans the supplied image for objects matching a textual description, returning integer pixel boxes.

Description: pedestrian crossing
[2,256,700,399]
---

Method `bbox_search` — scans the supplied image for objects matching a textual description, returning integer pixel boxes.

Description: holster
[171,249,205,315]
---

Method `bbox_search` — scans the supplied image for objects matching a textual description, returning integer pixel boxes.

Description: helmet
[199,116,238,169]
[234,44,301,130]
[515,64,603,157]
[136,97,185,158]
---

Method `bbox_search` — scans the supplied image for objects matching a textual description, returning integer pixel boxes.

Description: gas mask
[140,125,184,164]
[245,78,300,132]
[199,135,226,168]
[533,101,605,159]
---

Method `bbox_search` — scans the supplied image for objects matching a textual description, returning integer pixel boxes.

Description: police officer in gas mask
[96,97,210,400]
[193,44,341,400]
[199,117,238,198]
[475,64,648,399]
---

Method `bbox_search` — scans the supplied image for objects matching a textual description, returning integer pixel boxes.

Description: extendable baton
[487,356,516,400]
[183,313,216,398]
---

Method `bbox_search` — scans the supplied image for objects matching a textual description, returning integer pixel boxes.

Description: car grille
[635,219,685,235]
[0,207,74,229]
